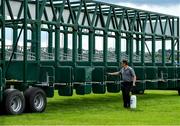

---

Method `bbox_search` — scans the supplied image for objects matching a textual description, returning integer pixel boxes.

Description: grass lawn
[0,90,180,125]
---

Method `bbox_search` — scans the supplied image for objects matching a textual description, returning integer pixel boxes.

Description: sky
[98,0,180,16]
[101,0,179,5]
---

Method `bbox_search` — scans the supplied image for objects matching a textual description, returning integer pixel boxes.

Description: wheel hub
[10,96,22,113]
[34,93,44,110]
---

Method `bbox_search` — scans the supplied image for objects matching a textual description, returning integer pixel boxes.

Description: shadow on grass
[46,94,122,112]
[0,90,178,116]
[141,90,178,100]
[45,91,179,113]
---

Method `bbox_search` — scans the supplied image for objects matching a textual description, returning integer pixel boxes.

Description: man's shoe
[124,107,130,109]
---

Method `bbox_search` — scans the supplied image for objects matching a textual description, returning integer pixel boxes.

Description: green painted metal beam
[64,29,68,60]
[162,38,166,66]
[23,0,28,86]
[129,34,133,65]
[31,25,36,53]
[48,28,53,54]
[13,26,18,59]
[89,30,94,64]
[136,34,140,55]
[73,29,78,66]
[171,38,175,65]
[126,34,129,55]
[141,35,145,65]
[35,0,41,63]
[1,0,5,89]
[78,32,82,60]
[177,18,180,64]
[115,32,121,62]
[152,35,155,65]
[55,27,60,65]
[103,31,108,66]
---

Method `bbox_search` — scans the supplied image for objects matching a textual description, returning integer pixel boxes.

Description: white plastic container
[130,95,137,109]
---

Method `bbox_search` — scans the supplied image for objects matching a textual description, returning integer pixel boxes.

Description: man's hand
[133,83,136,86]
[107,73,112,75]
[133,76,136,86]
[107,72,120,76]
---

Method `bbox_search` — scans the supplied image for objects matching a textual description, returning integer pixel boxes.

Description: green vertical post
[177,18,180,64]
[129,34,133,66]
[64,30,68,60]
[31,25,36,53]
[73,29,78,66]
[136,21,140,56]
[152,35,155,65]
[1,0,5,88]
[93,34,96,55]
[171,38,175,65]
[103,31,108,66]
[0,6,2,97]
[141,35,145,65]
[162,38,166,66]
[136,35,140,55]
[13,26,18,59]
[55,27,60,66]
[172,18,176,65]
[48,28,53,54]
[78,32,82,60]
[36,0,40,63]
[1,25,5,64]
[177,38,180,65]
[89,30,94,64]
[115,32,121,63]
[177,40,180,65]
[0,68,2,101]
[126,34,129,55]
[23,0,28,85]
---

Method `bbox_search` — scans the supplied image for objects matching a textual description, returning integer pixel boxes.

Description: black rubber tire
[3,89,25,115]
[24,87,47,113]
[0,101,5,115]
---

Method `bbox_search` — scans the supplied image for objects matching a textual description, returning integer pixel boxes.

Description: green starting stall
[0,0,179,115]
